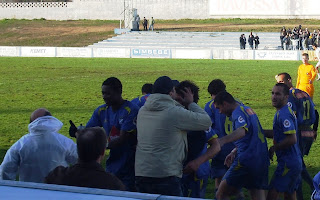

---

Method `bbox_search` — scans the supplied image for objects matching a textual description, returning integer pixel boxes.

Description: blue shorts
[269,162,302,193]
[223,158,269,190]
[181,174,208,198]
[210,145,233,179]
[311,190,320,200]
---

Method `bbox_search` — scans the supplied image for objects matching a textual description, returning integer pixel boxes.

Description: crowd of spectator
[280,25,320,50]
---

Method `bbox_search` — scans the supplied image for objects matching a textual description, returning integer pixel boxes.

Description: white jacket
[316,47,320,68]
[0,116,78,183]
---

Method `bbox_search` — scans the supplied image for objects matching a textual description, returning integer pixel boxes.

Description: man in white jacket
[135,76,212,196]
[0,108,78,183]
[312,43,320,80]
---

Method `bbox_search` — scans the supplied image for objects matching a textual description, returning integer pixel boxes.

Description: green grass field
[1,18,320,47]
[0,57,319,199]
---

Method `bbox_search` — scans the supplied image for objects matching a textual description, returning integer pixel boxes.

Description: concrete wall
[1,0,319,20]
[209,0,320,19]
[0,0,209,20]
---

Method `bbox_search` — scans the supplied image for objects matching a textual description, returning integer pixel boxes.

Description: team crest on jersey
[287,102,292,108]
[109,126,120,142]
[283,119,291,128]
[238,116,245,123]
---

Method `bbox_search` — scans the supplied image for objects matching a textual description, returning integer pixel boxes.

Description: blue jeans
[149,24,154,31]
[135,176,183,196]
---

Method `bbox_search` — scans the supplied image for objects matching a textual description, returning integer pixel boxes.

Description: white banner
[173,49,212,59]
[21,47,56,57]
[57,47,92,58]
[131,48,171,58]
[0,46,19,57]
[255,50,298,60]
[209,0,287,15]
[220,50,254,60]
[93,48,128,58]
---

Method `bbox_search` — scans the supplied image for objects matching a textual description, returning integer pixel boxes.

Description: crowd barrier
[0,180,203,200]
[1,46,317,61]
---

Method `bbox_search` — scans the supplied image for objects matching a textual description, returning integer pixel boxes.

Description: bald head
[30,108,52,123]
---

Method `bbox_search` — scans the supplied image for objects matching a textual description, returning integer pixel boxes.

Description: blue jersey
[312,172,320,200]
[231,105,269,167]
[182,128,217,198]
[185,128,218,179]
[86,100,139,189]
[288,88,315,126]
[131,94,150,108]
[204,100,235,161]
[273,105,302,166]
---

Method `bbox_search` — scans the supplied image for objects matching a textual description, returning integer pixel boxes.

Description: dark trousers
[135,176,183,197]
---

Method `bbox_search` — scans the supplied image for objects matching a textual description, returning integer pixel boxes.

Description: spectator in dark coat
[248,32,254,50]
[280,26,287,49]
[254,34,260,49]
[45,127,125,191]
[240,34,246,49]
[143,17,148,31]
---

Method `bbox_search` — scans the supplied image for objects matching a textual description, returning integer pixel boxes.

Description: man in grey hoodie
[135,76,212,196]
[0,108,78,183]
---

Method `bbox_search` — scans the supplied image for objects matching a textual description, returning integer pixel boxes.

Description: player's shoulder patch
[124,106,131,114]
[287,102,293,108]
[238,116,245,123]
[295,90,309,99]
[209,100,215,109]
[245,108,255,115]
[98,105,107,115]
[283,119,291,128]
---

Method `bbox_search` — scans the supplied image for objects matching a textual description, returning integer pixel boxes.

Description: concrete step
[90,31,281,50]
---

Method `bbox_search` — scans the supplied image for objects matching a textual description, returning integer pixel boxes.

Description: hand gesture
[183,160,201,174]
[180,87,194,107]
[69,120,78,138]
[224,151,236,167]
[269,146,275,161]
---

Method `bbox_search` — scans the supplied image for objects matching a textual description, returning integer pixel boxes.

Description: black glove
[69,120,78,138]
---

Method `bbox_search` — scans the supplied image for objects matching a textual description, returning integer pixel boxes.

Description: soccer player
[131,83,153,108]
[311,171,320,200]
[69,77,139,191]
[175,80,221,198]
[312,43,320,81]
[214,91,269,200]
[266,83,302,200]
[275,73,318,200]
[296,53,317,98]
[204,79,244,200]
